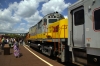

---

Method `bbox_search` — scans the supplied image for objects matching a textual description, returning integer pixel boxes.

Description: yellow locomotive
[26,0,100,66]
[26,12,68,62]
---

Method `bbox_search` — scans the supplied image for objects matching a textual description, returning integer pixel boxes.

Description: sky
[0,0,77,33]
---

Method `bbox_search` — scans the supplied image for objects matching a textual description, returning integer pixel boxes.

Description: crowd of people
[0,36,24,58]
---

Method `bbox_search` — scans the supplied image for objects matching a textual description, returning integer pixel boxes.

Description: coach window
[94,9,100,30]
[74,9,84,26]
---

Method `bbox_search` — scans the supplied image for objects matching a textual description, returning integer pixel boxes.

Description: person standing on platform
[13,38,20,58]
[9,38,12,48]
[0,36,2,49]
[1,37,7,50]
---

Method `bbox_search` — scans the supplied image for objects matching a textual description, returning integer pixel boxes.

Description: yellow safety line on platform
[24,45,53,66]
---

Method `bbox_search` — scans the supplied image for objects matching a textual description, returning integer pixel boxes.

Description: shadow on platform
[0,50,3,55]
[19,53,23,57]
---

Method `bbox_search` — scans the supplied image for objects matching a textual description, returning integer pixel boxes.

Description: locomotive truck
[25,0,100,66]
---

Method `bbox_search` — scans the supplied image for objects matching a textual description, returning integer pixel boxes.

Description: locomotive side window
[94,9,100,30]
[43,19,47,25]
[74,9,84,26]
[38,22,41,28]
[38,20,42,28]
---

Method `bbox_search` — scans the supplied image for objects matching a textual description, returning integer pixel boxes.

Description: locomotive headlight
[49,46,52,49]
[38,44,40,46]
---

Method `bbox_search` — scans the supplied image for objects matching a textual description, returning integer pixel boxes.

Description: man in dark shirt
[1,37,7,50]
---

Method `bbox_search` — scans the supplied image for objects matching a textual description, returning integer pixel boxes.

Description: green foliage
[5,34,24,38]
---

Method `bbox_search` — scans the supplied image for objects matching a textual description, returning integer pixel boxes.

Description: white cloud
[0,0,69,33]
[0,0,44,33]
[0,22,13,32]
[0,5,21,33]
[41,0,71,15]
[14,0,48,18]
[11,23,28,33]
[64,15,68,18]
[14,0,38,18]
[20,23,25,25]
[0,2,21,23]
[25,11,42,25]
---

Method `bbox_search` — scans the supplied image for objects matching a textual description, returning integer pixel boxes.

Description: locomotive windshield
[49,19,58,23]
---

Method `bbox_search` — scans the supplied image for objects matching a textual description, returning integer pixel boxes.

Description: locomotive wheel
[29,45,32,48]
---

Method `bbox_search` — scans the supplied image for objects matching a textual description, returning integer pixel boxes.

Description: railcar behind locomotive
[68,0,100,66]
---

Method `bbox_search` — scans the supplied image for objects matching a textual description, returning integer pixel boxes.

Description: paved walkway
[0,45,49,66]
[0,45,65,66]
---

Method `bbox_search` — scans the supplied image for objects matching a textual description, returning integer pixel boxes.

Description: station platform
[0,45,64,66]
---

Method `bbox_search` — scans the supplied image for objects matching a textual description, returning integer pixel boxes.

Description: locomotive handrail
[58,25,68,51]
